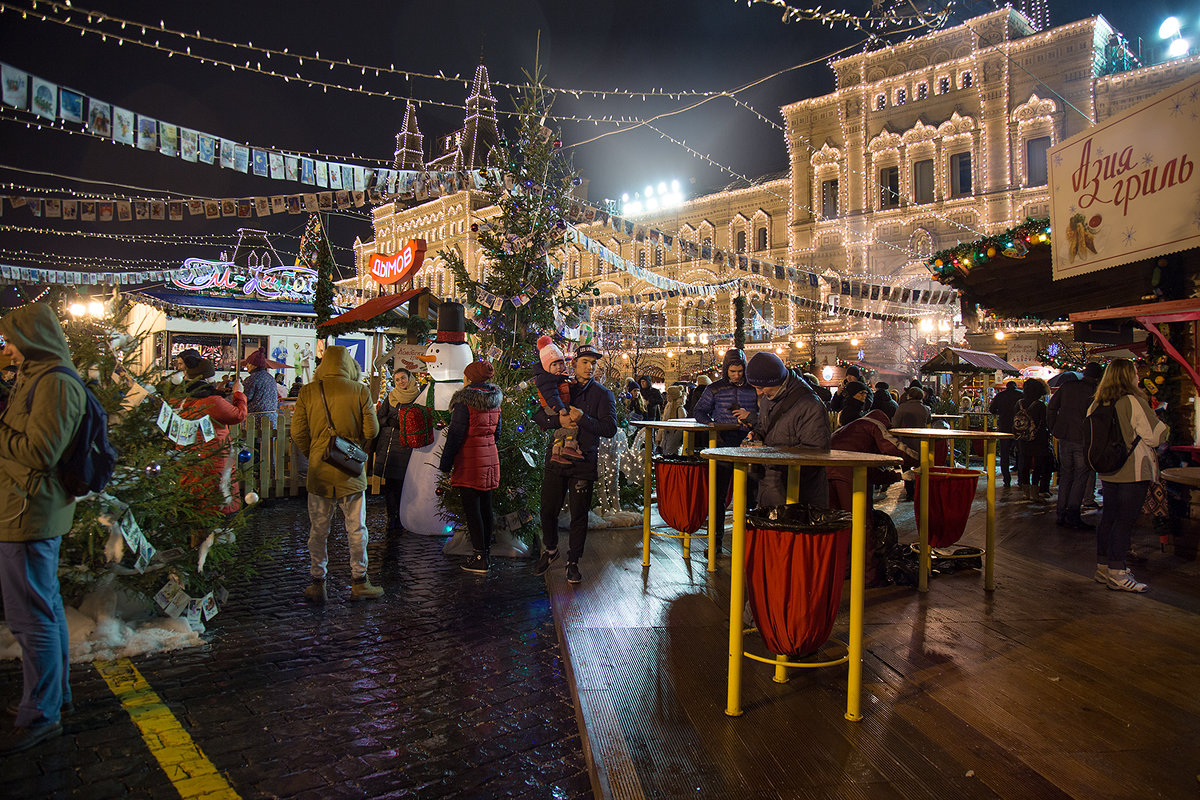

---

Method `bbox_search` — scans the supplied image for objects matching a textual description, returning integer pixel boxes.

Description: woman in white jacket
[1086,359,1170,592]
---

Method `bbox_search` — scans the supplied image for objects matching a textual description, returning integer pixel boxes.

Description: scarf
[388,381,422,407]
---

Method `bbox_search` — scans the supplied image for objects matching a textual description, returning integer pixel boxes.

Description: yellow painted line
[94,658,240,800]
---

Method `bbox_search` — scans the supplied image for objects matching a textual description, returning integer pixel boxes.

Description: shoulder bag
[319,381,368,476]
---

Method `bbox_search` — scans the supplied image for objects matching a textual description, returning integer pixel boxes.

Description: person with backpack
[1086,359,1169,593]
[1013,378,1052,503]
[373,367,423,534]
[1048,363,1103,529]
[0,304,87,754]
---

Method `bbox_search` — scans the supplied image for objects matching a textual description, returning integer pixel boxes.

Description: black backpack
[1085,401,1138,474]
[25,366,118,496]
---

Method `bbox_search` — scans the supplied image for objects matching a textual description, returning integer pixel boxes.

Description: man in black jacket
[988,380,1021,486]
[532,344,617,585]
[1047,363,1103,529]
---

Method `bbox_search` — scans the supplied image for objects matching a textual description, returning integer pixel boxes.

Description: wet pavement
[0,496,593,799]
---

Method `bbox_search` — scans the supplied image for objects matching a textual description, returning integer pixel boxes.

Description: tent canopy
[919,347,1019,375]
[317,287,427,329]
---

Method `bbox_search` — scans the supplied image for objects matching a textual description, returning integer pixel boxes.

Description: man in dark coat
[746,352,831,508]
[871,381,898,418]
[0,304,86,754]
[638,376,664,422]
[830,365,872,416]
[693,349,758,553]
[892,386,932,500]
[1048,362,1103,529]
[532,344,617,585]
[988,380,1022,486]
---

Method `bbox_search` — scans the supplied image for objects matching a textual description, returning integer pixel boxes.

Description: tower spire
[393,100,424,171]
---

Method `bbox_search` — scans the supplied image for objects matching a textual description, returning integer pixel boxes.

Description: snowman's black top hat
[433,301,466,344]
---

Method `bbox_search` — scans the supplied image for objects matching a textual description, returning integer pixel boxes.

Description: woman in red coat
[175,357,248,518]
[438,360,501,574]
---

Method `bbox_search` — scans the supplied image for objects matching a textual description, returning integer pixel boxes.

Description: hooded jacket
[752,373,831,507]
[0,304,87,541]
[292,345,380,498]
[638,376,664,421]
[439,382,502,490]
[693,349,758,446]
[988,384,1022,433]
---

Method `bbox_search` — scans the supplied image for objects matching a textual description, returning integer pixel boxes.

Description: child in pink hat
[533,335,583,464]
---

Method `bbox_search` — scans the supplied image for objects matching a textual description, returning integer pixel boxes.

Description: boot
[1070,507,1095,530]
[351,577,384,600]
[304,579,326,603]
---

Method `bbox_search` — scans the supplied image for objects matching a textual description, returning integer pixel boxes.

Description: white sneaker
[1105,568,1147,593]
[1093,564,1109,584]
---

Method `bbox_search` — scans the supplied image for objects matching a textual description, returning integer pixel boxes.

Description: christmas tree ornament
[237,447,253,464]
[144,462,162,477]
[435,487,444,496]
[244,491,260,505]
[435,420,447,430]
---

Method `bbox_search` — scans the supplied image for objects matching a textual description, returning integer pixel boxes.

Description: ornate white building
[349,9,1200,381]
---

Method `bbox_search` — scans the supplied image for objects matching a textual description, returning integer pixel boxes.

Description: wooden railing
[229,408,388,498]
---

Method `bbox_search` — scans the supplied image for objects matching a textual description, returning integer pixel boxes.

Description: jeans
[1056,440,1094,517]
[307,492,369,580]
[0,538,71,728]
[459,487,494,553]
[539,470,595,564]
[1096,480,1149,569]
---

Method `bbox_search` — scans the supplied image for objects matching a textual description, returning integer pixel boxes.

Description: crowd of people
[0,300,1179,754]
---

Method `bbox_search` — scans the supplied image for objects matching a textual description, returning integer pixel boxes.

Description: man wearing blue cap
[745,352,831,507]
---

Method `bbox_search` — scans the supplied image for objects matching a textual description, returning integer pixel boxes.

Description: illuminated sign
[369,239,427,285]
[172,258,317,303]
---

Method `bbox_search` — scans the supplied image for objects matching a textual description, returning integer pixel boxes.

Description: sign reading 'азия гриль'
[1049,73,1200,281]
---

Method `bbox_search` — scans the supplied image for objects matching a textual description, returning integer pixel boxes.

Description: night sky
[0,0,1186,276]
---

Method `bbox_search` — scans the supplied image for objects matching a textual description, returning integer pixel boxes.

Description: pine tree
[56,304,272,616]
[305,214,336,324]
[441,74,595,541]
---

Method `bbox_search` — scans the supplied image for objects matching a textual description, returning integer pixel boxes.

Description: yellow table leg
[786,466,800,504]
[726,464,748,717]
[642,426,653,568]
[707,431,718,574]
[773,655,790,684]
[918,439,931,593]
[681,431,693,560]
[985,439,996,591]
[846,465,867,722]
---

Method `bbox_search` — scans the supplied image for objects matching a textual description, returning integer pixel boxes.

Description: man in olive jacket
[292,345,382,602]
[0,304,86,754]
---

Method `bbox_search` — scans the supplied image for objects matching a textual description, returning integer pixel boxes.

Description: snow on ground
[0,583,202,664]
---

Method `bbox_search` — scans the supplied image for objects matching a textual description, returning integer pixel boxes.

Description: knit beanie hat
[176,348,202,370]
[186,357,216,380]
[463,360,494,384]
[537,335,565,371]
[745,352,789,387]
[696,374,711,386]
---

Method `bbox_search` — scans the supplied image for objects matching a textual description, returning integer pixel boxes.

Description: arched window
[737,230,747,253]
[755,227,768,251]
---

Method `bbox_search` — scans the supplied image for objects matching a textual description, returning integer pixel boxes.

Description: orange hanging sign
[369,238,427,285]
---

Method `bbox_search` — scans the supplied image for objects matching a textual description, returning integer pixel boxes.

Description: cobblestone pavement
[0,497,593,799]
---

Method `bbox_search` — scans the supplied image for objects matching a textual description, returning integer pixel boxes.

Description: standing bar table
[700,445,902,722]
[890,428,1014,592]
[629,419,741,572]
[1161,467,1200,487]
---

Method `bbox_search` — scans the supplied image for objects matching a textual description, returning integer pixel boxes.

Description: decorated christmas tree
[441,74,595,541]
[305,213,337,324]
[55,303,271,630]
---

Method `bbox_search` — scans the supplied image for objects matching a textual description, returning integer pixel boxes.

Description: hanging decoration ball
[986,247,996,257]
[553,139,562,149]
[517,424,525,433]
[144,462,162,477]
[518,380,529,390]
[470,223,479,232]
[593,288,601,295]
[244,491,260,505]
[237,447,253,464]
[435,486,445,496]
[556,219,566,229]
[572,177,582,186]
[499,137,508,147]
[1155,375,1165,385]
[934,259,943,267]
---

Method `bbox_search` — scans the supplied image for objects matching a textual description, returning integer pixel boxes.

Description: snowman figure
[400,302,473,535]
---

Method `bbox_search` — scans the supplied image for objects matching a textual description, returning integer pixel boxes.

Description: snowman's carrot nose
[418,354,437,362]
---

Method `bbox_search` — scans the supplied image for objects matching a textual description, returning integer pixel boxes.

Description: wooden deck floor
[545,482,1200,800]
